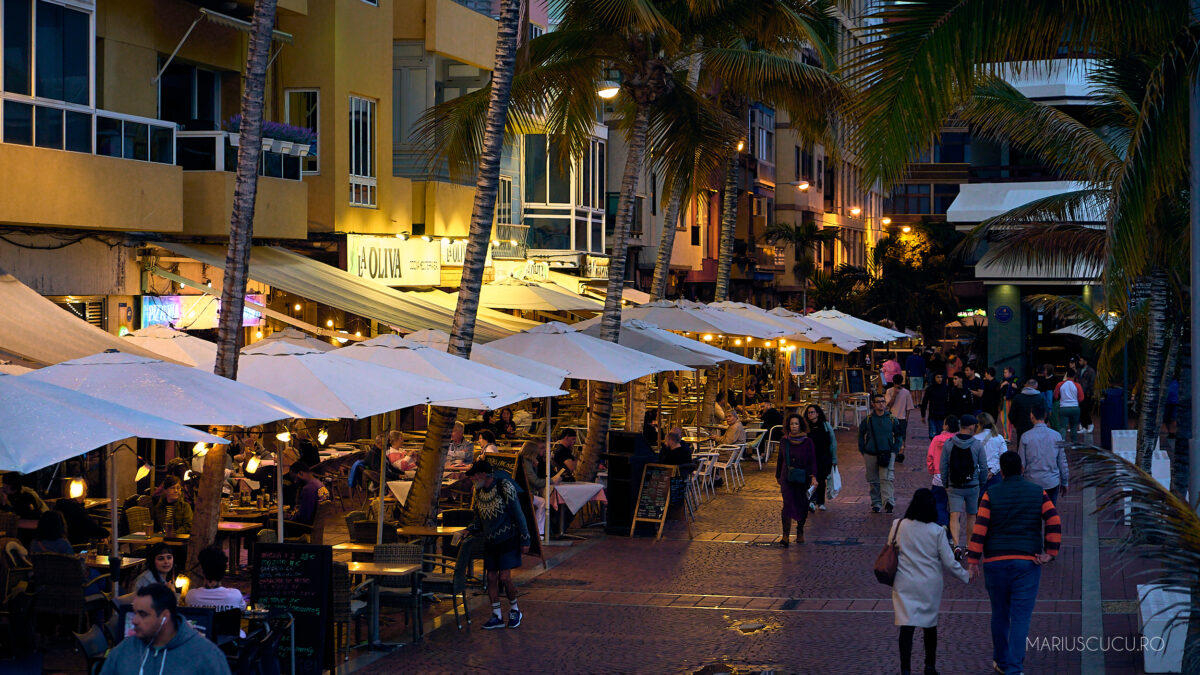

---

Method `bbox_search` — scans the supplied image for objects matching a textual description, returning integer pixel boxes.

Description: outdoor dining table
[549,482,607,537]
[396,525,468,566]
[216,521,262,573]
[346,560,422,649]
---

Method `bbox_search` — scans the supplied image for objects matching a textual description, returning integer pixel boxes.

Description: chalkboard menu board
[251,543,332,675]
[487,452,519,481]
[844,367,866,394]
[630,463,675,539]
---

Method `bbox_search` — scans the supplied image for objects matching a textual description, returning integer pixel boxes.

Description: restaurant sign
[346,234,441,286]
[439,238,493,268]
[584,255,610,279]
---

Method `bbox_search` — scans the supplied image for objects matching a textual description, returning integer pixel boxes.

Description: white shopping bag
[828,467,842,500]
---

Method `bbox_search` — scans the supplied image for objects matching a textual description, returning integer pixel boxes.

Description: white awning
[946,181,1103,224]
[153,243,515,342]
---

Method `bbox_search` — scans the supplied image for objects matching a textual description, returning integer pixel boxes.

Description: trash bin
[1099,387,1125,450]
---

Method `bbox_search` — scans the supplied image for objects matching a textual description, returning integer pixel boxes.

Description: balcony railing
[492,223,529,259]
[176,130,303,181]
[968,164,1061,183]
[1,93,175,164]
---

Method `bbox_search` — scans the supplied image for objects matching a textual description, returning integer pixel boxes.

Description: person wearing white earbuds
[100,583,230,675]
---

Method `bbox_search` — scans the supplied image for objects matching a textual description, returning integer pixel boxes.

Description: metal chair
[420,536,479,630]
[72,624,109,674]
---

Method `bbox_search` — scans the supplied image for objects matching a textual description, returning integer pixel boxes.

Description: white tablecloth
[549,482,606,513]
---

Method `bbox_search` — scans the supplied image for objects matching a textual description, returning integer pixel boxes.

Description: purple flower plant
[225,115,317,146]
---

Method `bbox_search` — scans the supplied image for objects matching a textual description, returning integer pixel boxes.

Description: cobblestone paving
[358,422,1141,674]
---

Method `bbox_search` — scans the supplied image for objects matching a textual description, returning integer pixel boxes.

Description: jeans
[1059,406,1080,442]
[984,559,1042,675]
[897,418,909,450]
[863,452,895,508]
[931,484,949,526]
[928,417,943,440]
[1044,486,1059,506]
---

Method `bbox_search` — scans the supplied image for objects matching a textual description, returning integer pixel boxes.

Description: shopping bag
[828,467,842,500]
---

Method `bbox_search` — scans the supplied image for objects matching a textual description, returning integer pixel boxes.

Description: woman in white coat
[891,488,969,675]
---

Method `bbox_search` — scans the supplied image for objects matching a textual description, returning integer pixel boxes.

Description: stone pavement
[351,419,1153,675]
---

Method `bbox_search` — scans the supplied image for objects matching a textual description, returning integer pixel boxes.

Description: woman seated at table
[716,410,747,446]
[476,429,500,457]
[496,408,518,439]
[150,476,193,535]
[119,541,178,605]
[366,433,402,482]
[383,430,418,473]
[31,511,108,597]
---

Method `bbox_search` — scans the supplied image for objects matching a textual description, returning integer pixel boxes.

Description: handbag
[828,467,842,499]
[874,519,901,586]
[785,443,808,485]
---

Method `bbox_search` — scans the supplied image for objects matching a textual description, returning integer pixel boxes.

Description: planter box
[294,143,311,157]
[277,140,294,155]
[229,132,240,147]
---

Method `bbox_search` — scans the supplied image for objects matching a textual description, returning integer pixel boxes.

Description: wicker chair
[30,552,110,632]
[124,506,152,535]
[371,543,424,634]
[330,561,370,658]
[349,520,396,544]
[0,512,17,538]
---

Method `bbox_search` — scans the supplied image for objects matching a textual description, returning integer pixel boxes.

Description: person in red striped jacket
[967,450,1062,675]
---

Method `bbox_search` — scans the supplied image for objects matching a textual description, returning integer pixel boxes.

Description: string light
[193,442,208,457]
[245,455,260,473]
[276,431,291,442]
[317,429,329,445]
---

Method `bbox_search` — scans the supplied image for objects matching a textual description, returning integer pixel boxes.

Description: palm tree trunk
[649,52,703,301]
[191,0,276,575]
[714,156,738,302]
[627,376,649,433]
[404,0,522,526]
[578,105,650,482]
[1137,266,1170,471]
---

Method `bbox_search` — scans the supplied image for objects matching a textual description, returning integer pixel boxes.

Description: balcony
[755,245,785,273]
[1,93,177,165]
[181,171,307,239]
[491,223,529,259]
[176,131,305,181]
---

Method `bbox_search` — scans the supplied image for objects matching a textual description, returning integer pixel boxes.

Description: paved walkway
[351,421,1153,674]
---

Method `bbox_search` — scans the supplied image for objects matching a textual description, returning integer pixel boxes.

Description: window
[349,95,376,207]
[933,183,960,213]
[750,106,774,163]
[3,0,91,104]
[885,184,931,214]
[158,61,220,130]
[285,89,319,174]
[496,175,512,223]
[815,157,823,191]
[800,145,813,183]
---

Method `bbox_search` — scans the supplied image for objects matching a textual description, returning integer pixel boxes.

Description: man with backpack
[940,413,988,559]
[858,393,903,513]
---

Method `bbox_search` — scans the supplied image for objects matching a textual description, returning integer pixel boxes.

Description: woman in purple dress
[776,414,819,546]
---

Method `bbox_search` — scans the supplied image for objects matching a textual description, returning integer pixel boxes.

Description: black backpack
[947,441,976,488]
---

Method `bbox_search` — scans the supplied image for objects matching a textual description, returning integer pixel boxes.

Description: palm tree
[403,0,524,527]
[191,0,277,572]
[762,220,842,311]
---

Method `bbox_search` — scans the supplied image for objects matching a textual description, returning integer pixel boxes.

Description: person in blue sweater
[467,459,530,630]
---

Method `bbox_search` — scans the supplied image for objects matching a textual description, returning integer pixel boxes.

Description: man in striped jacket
[967,451,1062,675]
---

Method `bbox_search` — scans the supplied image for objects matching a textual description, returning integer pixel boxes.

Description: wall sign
[141,294,264,330]
[995,305,1014,325]
[584,255,610,279]
[439,238,493,268]
[346,235,440,286]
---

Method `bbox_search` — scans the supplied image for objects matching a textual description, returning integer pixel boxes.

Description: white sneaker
[818,504,827,511]
[1086,425,1094,433]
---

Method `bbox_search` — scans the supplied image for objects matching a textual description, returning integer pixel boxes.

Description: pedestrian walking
[804,404,837,511]
[944,350,963,379]
[100,583,231,675]
[978,368,1002,419]
[997,367,1019,440]
[968,451,1062,675]
[926,415,957,527]
[963,365,985,414]
[940,414,988,558]
[1053,369,1084,442]
[1036,364,1058,420]
[465,459,531,629]
[1017,404,1068,505]
[885,375,917,455]
[1009,379,1043,443]
[906,348,927,405]
[1075,355,1096,433]
[892,488,969,675]
[920,372,949,440]
[776,414,818,545]
[946,373,974,418]
[882,353,903,389]
[974,412,1008,493]
[859,393,902,513]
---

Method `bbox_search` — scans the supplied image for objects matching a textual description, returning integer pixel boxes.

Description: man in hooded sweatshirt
[941,414,989,558]
[101,583,231,675]
[1009,379,1045,443]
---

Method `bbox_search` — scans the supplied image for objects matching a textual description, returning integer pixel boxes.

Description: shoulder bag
[874,519,901,586]
[785,439,808,485]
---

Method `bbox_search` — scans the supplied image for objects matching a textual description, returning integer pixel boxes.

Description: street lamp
[597,81,620,99]
[881,217,892,226]
[901,225,913,234]
[783,181,810,191]
[849,206,862,217]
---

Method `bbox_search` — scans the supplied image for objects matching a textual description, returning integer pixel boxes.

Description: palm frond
[701,47,843,129]
[647,78,743,209]
[552,0,679,40]
[958,189,1109,276]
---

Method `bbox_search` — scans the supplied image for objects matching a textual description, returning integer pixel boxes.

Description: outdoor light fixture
[794,181,810,191]
[293,303,302,312]
[735,339,743,346]
[737,141,745,152]
[254,330,263,339]
[765,341,773,347]
[597,81,620,99]
[509,239,518,246]
[702,334,713,342]
[901,225,913,234]
[135,462,152,482]
[355,331,362,337]
[849,206,862,217]
[421,235,432,242]
[492,239,500,246]
[245,454,261,474]
[193,442,208,457]
[441,237,451,245]
[68,478,85,499]
[276,431,291,442]
[318,429,329,445]
[881,217,892,226]
[326,319,334,327]
[779,339,787,345]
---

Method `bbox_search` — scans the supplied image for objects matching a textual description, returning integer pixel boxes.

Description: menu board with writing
[844,367,866,394]
[487,452,519,481]
[630,463,675,540]
[251,543,332,675]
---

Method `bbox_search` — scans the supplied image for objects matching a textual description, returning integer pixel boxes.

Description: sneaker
[818,504,827,511]
[808,502,816,512]
[885,502,894,513]
[507,609,522,628]
[483,615,506,630]
[796,532,805,544]
[1085,425,1094,433]
[871,505,881,513]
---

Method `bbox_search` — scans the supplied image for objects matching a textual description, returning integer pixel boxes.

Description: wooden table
[394,525,466,539]
[86,554,144,571]
[346,561,422,648]
[217,521,262,573]
[332,542,374,553]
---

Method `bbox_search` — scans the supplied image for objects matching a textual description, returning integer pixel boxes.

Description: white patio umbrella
[254,327,335,352]
[404,329,569,390]
[574,299,785,339]
[24,351,322,426]
[766,307,865,353]
[122,325,217,370]
[489,322,689,384]
[236,341,484,419]
[807,309,907,343]
[339,334,565,409]
[576,319,756,368]
[0,363,31,374]
[454,276,604,312]
[707,301,853,353]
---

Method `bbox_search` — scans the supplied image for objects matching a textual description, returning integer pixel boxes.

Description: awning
[400,289,541,333]
[153,243,515,342]
[946,181,1103,224]
[0,270,177,366]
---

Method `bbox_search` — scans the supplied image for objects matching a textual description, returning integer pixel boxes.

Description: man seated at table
[476,429,500,456]
[446,422,474,464]
[54,482,110,545]
[185,546,246,612]
[715,410,747,446]
[101,583,231,675]
[660,430,694,474]
[551,429,578,483]
[285,462,324,526]
[0,472,48,520]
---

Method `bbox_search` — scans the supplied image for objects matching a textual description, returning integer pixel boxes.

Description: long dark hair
[903,489,938,523]
[785,413,809,436]
[803,404,827,428]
